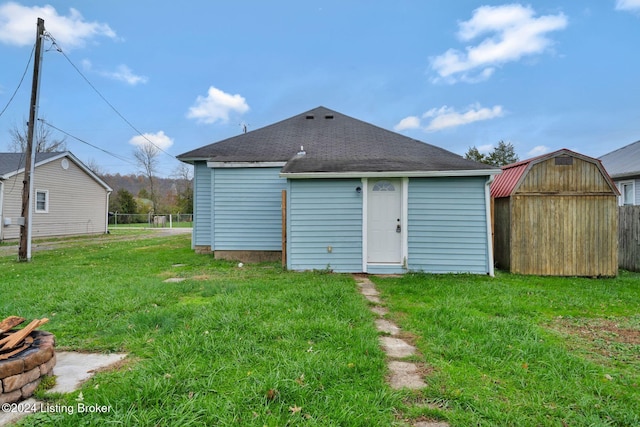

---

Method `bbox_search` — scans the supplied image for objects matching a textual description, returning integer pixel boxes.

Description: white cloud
[186,86,249,124]
[615,0,640,11]
[102,65,148,86]
[394,104,504,132]
[0,2,116,49]
[82,60,147,85]
[423,104,504,131]
[129,131,174,150]
[527,145,550,157]
[393,116,421,131]
[431,4,568,83]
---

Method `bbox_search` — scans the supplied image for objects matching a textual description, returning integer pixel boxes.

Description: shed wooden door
[367,179,402,263]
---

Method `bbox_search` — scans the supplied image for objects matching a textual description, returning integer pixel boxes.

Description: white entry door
[367,179,402,263]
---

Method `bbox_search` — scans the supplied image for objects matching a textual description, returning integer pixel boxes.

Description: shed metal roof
[490,163,529,198]
[178,106,499,175]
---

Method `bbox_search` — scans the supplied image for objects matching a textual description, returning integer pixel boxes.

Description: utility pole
[19,17,45,262]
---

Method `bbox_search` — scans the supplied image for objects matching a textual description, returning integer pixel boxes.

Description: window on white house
[620,181,635,206]
[35,190,48,213]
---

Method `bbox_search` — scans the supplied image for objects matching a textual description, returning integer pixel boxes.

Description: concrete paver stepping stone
[49,352,127,394]
[364,294,382,304]
[163,277,185,283]
[370,306,389,316]
[358,283,379,296]
[379,336,417,358]
[388,361,427,390]
[375,318,400,335]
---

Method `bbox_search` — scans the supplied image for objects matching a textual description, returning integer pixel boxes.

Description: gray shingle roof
[599,140,640,179]
[0,152,61,177]
[178,107,496,174]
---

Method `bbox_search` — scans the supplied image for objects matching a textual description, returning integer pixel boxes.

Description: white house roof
[599,140,640,179]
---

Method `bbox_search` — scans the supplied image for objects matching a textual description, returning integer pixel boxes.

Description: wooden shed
[491,149,619,276]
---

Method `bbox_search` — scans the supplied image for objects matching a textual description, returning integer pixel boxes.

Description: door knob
[396,224,401,233]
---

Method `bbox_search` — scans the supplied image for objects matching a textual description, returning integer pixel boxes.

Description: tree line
[104,169,193,216]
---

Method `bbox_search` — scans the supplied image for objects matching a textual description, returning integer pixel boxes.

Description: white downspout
[485,175,496,277]
[361,178,368,273]
[105,190,112,234]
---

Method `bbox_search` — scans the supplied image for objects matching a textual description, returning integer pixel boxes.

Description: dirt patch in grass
[549,317,640,361]
[91,356,139,375]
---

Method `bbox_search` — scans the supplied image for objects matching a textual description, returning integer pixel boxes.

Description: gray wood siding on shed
[1,157,108,240]
[287,179,362,272]
[193,162,212,247]
[212,167,286,250]
[408,177,490,273]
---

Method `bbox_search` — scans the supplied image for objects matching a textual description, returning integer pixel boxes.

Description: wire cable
[0,42,36,119]
[39,118,138,167]
[43,32,178,161]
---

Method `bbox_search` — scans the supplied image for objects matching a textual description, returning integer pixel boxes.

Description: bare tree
[171,162,194,214]
[133,143,160,212]
[85,158,106,177]
[8,118,67,153]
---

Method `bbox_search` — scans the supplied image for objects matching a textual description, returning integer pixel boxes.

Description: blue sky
[0,1,639,177]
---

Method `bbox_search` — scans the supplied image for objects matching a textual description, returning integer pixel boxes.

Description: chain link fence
[108,213,193,229]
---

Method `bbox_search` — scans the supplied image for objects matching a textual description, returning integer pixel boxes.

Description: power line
[0,42,36,119]
[43,32,178,162]
[39,118,138,167]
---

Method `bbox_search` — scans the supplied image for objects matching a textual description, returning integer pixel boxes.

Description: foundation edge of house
[214,250,282,263]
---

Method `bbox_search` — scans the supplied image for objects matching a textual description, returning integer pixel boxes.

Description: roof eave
[208,161,287,168]
[609,171,640,180]
[176,156,210,164]
[280,169,502,179]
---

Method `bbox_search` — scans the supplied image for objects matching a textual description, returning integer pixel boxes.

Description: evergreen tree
[110,189,137,224]
[464,146,487,164]
[465,140,519,167]
[487,140,519,166]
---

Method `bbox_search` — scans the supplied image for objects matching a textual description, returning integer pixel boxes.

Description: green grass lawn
[0,233,399,426]
[373,272,640,426]
[1,233,639,426]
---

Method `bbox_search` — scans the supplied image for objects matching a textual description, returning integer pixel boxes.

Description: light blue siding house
[178,107,501,274]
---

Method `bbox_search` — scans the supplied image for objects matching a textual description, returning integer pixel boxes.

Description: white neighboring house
[0,151,112,241]
[600,140,640,206]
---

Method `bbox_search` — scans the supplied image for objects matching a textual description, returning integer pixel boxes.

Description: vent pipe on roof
[297,146,306,156]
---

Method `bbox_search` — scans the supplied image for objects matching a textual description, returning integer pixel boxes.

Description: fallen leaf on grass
[289,405,302,414]
[266,389,278,400]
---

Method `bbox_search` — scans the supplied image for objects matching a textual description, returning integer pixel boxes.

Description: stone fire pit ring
[0,331,56,404]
